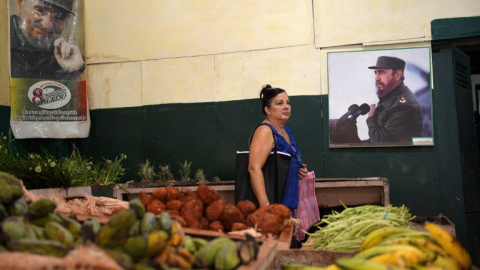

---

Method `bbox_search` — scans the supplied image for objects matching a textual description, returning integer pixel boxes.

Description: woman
[248,85,307,214]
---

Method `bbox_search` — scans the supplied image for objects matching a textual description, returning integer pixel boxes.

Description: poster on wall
[328,47,433,148]
[8,0,89,139]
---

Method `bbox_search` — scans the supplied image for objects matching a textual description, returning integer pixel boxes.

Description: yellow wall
[315,0,480,47]
[1,0,480,109]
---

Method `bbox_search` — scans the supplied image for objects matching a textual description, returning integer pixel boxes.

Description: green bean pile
[303,203,414,253]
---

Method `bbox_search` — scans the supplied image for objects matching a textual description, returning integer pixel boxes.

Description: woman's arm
[248,125,275,207]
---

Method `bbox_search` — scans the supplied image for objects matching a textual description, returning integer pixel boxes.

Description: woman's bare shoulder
[253,124,273,138]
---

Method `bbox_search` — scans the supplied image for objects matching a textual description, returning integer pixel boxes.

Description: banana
[324,265,342,270]
[0,203,8,222]
[30,223,45,240]
[56,214,82,240]
[23,222,38,240]
[145,230,169,258]
[183,235,196,253]
[282,263,335,270]
[360,226,420,250]
[96,209,137,248]
[130,198,146,219]
[369,246,431,267]
[0,179,12,203]
[1,216,26,241]
[176,246,195,265]
[44,221,74,247]
[26,198,57,220]
[157,212,172,232]
[140,212,158,234]
[214,238,241,270]
[431,253,462,269]
[133,264,156,270]
[195,236,231,268]
[81,218,101,244]
[0,172,24,200]
[130,220,141,236]
[380,235,446,257]
[153,244,177,265]
[103,249,135,270]
[123,234,149,262]
[237,236,259,265]
[355,244,425,260]
[167,220,185,247]
[424,222,472,270]
[336,257,400,270]
[7,198,28,216]
[7,238,69,257]
[29,212,62,227]
[167,252,193,269]
[192,237,208,251]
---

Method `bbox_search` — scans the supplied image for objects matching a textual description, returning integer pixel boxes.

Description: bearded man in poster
[10,0,84,80]
[366,56,424,143]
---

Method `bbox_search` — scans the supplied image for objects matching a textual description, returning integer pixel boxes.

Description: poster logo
[28,81,71,109]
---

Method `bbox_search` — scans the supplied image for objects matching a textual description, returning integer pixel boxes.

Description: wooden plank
[272,249,355,269]
[238,240,278,270]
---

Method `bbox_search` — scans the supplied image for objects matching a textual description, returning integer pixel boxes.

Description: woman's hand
[298,164,308,180]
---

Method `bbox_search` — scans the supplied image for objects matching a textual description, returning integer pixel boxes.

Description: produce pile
[0,172,259,269]
[140,183,292,237]
[193,234,258,270]
[303,204,413,252]
[284,224,473,269]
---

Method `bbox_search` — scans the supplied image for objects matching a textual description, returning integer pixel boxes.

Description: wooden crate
[113,177,390,207]
[183,224,293,270]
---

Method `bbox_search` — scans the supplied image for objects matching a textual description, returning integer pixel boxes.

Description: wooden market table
[113,177,390,208]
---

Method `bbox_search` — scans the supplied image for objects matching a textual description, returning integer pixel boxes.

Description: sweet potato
[166,200,184,211]
[147,198,166,214]
[208,221,224,232]
[219,204,244,231]
[166,210,180,216]
[236,200,256,219]
[247,211,283,236]
[231,222,248,232]
[152,187,167,202]
[165,185,181,201]
[205,199,226,222]
[196,183,220,206]
[200,217,209,230]
[179,195,196,204]
[252,204,290,225]
[170,214,188,227]
[180,199,204,229]
[180,187,196,197]
[139,191,153,207]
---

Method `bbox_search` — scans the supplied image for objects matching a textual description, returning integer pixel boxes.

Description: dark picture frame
[328,47,433,148]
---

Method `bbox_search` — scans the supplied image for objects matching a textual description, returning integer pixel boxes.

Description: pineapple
[178,160,192,181]
[137,159,156,183]
[158,164,175,182]
[194,168,207,183]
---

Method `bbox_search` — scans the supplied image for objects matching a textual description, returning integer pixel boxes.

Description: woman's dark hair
[260,84,286,115]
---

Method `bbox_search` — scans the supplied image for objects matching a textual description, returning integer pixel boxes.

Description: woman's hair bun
[259,84,286,115]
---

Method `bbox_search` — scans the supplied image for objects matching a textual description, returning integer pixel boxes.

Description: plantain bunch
[0,171,200,269]
[89,198,201,270]
[193,234,259,270]
[0,171,83,257]
[283,223,473,270]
